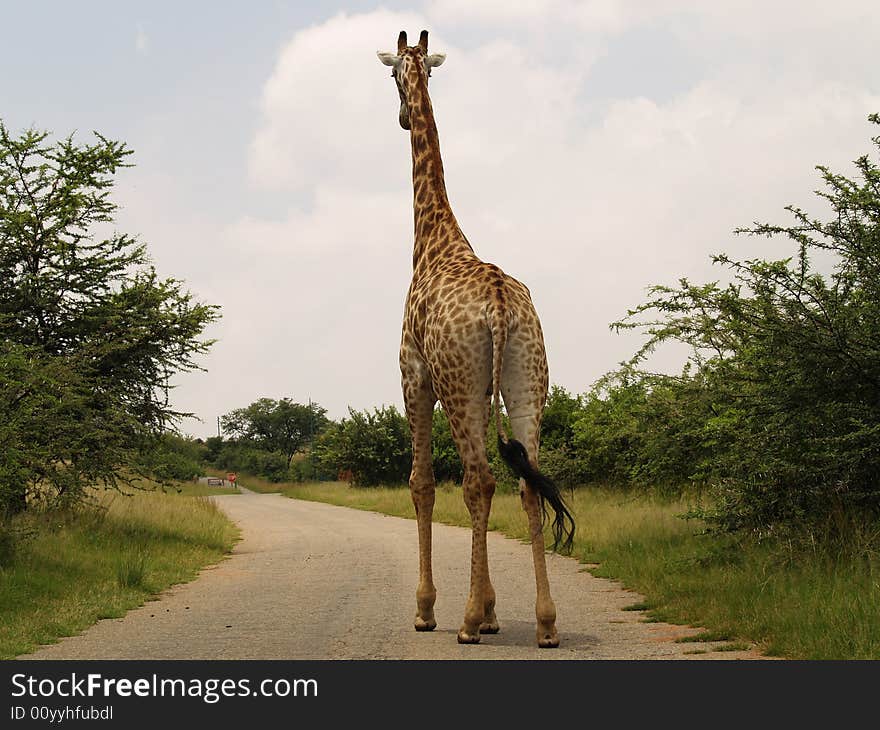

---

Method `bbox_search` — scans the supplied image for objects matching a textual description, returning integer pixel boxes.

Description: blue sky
[2,2,878,437]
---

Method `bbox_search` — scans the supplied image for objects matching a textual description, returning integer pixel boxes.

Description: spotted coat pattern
[382,32,560,647]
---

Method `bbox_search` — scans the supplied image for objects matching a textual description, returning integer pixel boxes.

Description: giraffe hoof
[456,630,481,644]
[414,616,436,631]
[479,621,500,634]
[537,632,560,648]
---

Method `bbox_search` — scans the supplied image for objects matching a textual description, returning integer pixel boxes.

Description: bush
[311,404,525,490]
[0,522,17,567]
[431,409,463,483]
[142,433,206,482]
[316,406,412,486]
[209,441,288,482]
[614,113,880,531]
[288,452,336,482]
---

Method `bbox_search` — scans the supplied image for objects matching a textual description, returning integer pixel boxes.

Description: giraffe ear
[377,52,401,67]
[425,53,446,68]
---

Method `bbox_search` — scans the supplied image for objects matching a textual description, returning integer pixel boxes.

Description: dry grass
[282,481,880,659]
[0,486,238,659]
[168,481,240,497]
[281,481,698,555]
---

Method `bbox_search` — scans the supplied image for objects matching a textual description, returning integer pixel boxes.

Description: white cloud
[249,9,430,193]
[163,4,880,434]
[426,0,642,34]
[187,184,415,422]
[135,23,148,55]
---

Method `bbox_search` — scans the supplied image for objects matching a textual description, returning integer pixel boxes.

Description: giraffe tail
[489,306,575,555]
[488,303,509,449]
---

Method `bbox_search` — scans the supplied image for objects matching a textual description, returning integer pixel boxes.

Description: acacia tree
[221,398,329,468]
[615,114,880,531]
[0,123,219,513]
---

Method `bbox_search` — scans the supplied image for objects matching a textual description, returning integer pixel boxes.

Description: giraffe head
[377,30,446,130]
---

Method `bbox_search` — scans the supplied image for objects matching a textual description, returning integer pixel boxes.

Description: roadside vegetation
[174,480,240,497]
[0,124,219,519]
[282,481,880,660]
[0,121,226,657]
[0,486,238,659]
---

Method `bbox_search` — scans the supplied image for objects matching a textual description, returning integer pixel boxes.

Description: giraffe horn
[418,30,428,51]
[398,30,407,53]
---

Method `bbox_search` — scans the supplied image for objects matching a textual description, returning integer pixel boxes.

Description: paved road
[23,489,761,660]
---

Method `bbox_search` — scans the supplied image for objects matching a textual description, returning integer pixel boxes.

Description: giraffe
[377,30,575,648]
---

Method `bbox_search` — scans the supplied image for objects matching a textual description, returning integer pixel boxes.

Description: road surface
[23,489,761,659]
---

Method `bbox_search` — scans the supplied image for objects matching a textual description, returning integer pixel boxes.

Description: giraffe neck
[404,65,472,273]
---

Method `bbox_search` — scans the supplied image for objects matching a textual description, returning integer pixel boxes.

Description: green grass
[675,630,733,643]
[715,642,752,652]
[0,487,239,659]
[280,481,880,659]
[115,548,149,589]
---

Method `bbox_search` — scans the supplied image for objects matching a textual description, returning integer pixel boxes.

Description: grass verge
[0,487,238,659]
[166,480,240,497]
[280,481,880,659]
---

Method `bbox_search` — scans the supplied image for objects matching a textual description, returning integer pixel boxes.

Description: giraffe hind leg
[506,412,560,648]
[456,459,496,644]
[445,401,497,645]
[502,356,563,647]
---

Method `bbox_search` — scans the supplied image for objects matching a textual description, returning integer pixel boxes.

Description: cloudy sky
[2,1,878,437]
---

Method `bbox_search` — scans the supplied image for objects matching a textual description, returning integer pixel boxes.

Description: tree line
[198,114,880,536]
[4,113,879,542]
